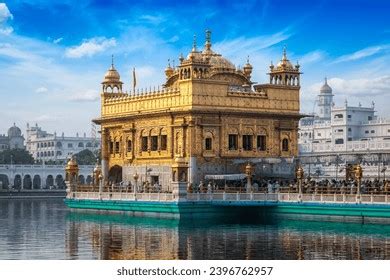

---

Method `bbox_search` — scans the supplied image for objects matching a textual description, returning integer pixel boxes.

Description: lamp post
[355,163,363,202]
[245,162,253,193]
[296,165,304,201]
[133,173,139,194]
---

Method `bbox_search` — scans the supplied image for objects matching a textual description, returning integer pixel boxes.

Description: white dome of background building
[320,77,332,93]
[8,123,22,138]
[0,123,25,151]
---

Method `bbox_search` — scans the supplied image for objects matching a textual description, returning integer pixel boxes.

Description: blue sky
[0,0,389,135]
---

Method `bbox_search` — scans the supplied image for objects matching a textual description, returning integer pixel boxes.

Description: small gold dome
[243,57,253,76]
[103,64,121,82]
[65,156,79,172]
[276,47,294,70]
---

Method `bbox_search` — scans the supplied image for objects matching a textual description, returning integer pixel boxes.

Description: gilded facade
[94,31,302,189]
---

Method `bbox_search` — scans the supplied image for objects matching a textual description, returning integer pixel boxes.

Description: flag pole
[132,67,136,94]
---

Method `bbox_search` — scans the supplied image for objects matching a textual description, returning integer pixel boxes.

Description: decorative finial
[246,55,250,64]
[111,54,114,67]
[167,58,171,67]
[192,34,197,51]
[372,101,375,108]
[282,45,287,60]
[205,29,211,43]
[324,77,328,84]
[205,29,212,50]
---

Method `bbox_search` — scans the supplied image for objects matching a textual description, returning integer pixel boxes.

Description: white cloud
[53,37,63,44]
[0,3,13,23]
[308,76,390,97]
[35,87,48,93]
[65,37,116,58]
[33,114,59,122]
[0,3,13,35]
[213,28,293,59]
[333,45,390,63]
[68,89,99,102]
[299,50,325,65]
[138,14,167,25]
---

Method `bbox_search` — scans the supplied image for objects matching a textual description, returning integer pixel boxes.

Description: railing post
[334,193,337,202]
[371,194,374,203]
[343,193,346,203]
[320,194,323,202]
[197,192,200,201]
[236,192,240,201]
[223,192,226,201]
[158,192,160,201]
[250,192,253,201]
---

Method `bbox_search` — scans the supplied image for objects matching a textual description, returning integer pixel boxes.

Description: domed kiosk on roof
[8,123,22,138]
[101,55,123,94]
[320,77,332,93]
[0,123,25,150]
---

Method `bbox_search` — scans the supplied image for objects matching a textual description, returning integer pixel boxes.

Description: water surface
[0,199,389,259]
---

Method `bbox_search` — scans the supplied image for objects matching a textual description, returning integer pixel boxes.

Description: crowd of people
[84,177,390,195]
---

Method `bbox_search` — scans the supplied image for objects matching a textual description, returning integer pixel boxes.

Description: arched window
[109,141,114,154]
[56,142,62,148]
[115,141,120,153]
[335,138,344,144]
[242,135,253,151]
[282,139,289,151]
[78,142,84,148]
[160,135,167,150]
[86,142,92,148]
[127,140,132,152]
[205,137,212,150]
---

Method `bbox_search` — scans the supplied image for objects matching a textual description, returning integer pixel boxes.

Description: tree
[74,149,97,165]
[0,149,34,164]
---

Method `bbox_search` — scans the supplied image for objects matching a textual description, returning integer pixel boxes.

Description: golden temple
[93,30,302,189]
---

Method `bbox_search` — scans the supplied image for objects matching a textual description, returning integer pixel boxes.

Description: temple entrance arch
[0,174,9,189]
[14,175,22,189]
[46,175,54,188]
[23,175,32,189]
[78,175,85,185]
[33,175,41,189]
[55,175,65,189]
[108,165,122,184]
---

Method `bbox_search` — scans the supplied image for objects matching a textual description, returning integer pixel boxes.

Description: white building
[25,124,100,164]
[298,79,390,179]
[0,123,25,152]
[299,78,390,155]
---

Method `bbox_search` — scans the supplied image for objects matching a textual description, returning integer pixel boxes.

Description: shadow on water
[65,209,390,260]
[1,199,389,260]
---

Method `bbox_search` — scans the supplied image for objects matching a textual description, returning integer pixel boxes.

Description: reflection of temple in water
[65,213,390,260]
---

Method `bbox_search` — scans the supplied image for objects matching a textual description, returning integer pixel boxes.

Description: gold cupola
[102,55,123,93]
